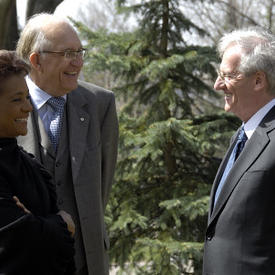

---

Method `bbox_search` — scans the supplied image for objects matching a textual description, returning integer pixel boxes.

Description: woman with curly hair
[0,50,75,274]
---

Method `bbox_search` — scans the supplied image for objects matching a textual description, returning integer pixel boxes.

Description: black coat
[0,138,75,275]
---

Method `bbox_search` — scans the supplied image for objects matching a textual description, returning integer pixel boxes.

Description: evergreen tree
[74,0,240,273]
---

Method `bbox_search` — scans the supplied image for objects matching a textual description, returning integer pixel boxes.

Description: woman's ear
[29,52,41,71]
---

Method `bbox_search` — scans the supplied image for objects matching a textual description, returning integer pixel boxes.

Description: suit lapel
[209,106,275,226]
[37,114,56,158]
[67,89,92,183]
[208,133,238,216]
[18,111,42,162]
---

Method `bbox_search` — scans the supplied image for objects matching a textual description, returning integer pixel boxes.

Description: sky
[16,0,92,27]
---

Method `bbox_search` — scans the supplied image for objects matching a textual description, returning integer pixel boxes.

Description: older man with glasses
[203,27,275,275]
[16,13,118,275]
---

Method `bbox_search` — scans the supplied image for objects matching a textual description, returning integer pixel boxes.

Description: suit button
[56,161,61,167]
[207,234,213,241]
[58,199,63,205]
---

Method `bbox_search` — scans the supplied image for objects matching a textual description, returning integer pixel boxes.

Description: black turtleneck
[0,138,56,216]
[0,138,75,274]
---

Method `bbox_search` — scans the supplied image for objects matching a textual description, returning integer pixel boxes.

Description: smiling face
[214,45,260,122]
[0,74,33,138]
[32,22,83,96]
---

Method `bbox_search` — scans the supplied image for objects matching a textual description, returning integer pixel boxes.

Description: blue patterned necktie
[214,127,247,206]
[234,127,248,161]
[47,97,65,151]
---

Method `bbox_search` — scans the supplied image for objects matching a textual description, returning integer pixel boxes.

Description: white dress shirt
[244,98,275,139]
[26,75,67,135]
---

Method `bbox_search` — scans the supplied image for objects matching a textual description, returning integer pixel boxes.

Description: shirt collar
[26,75,67,110]
[244,98,275,139]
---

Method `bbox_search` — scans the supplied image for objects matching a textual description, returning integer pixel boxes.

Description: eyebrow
[9,91,29,97]
[218,69,236,74]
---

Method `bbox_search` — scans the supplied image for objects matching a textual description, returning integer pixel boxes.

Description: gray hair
[16,13,70,66]
[217,27,275,93]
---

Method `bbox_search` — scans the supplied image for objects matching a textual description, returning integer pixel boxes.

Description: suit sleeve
[0,178,74,274]
[101,93,119,209]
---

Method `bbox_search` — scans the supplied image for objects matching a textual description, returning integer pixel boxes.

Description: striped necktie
[214,127,247,206]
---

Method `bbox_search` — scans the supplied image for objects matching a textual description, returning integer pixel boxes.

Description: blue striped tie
[214,127,247,206]
[47,97,65,151]
[234,127,248,161]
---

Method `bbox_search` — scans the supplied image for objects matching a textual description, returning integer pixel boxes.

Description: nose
[23,97,33,113]
[70,55,84,67]
[214,76,225,91]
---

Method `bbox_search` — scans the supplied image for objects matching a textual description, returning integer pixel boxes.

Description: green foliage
[104,112,238,274]
[75,0,240,273]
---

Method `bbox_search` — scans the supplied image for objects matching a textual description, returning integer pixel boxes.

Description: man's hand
[13,196,31,214]
[57,210,75,237]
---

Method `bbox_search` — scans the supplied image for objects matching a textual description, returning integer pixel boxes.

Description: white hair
[217,27,275,93]
[16,13,72,65]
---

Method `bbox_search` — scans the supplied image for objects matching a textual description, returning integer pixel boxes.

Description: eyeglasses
[216,69,242,83]
[40,48,87,59]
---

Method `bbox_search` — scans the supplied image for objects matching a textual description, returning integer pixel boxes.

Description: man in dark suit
[203,27,275,275]
[16,13,118,275]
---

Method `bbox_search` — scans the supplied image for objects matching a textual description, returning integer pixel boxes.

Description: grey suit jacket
[18,81,119,275]
[203,106,275,275]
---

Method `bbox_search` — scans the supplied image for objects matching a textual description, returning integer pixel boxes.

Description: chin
[224,106,231,113]
[224,102,234,113]
[62,84,77,94]
[19,131,28,136]
[70,83,78,91]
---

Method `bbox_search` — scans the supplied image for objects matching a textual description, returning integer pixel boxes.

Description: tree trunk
[267,0,274,30]
[160,0,169,57]
[26,0,64,19]
[226,0,238,28]
[0,0,64,50]
[0,0,19,50]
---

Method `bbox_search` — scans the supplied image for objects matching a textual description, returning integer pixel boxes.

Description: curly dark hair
[0,50,30,81]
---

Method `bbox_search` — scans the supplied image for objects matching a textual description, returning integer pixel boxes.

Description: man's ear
[254,71,266,91]
[29,52,42,71]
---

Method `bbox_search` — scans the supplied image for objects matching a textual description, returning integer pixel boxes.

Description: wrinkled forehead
[42,21,81,49]
[220,45,242,72]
